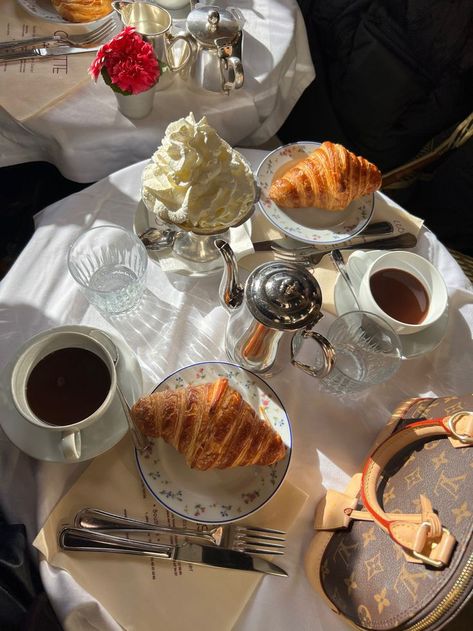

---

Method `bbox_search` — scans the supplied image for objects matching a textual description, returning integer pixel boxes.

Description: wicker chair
[447,249,473,285]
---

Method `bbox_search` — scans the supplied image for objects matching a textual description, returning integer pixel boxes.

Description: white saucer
[333,251,449,359]
[0,325,143,462]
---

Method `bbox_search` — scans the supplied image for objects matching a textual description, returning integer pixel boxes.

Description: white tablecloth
[0,0,315,182]
[1,148,473,631]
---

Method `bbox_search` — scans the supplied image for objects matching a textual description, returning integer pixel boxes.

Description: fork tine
[270,249,300,260]
[272,251,313,266]
[237,528,286,543]
[240,546,285,556]
[237,525,286,536]
[81,20,117,45]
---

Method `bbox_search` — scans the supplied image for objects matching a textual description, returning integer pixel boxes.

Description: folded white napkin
[156,223,255,274]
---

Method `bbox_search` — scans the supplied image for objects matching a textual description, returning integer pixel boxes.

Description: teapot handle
[290,330,335,379]
[164,32,193,72]
[220,56,244,94]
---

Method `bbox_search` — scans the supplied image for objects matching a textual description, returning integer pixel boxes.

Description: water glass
[67,225,148,315]
[291,310,402,395]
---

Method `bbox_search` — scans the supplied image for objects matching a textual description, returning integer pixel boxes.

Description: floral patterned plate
[16,0,113,27]
[135,361,292,525]
[256,141,375,245]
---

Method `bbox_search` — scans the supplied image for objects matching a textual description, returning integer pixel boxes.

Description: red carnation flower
[89,26,160,95]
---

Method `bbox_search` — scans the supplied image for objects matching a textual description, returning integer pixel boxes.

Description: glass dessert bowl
[141,113,257,276]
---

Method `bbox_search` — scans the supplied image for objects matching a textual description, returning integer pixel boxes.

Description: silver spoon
[90,330,150,453]
[138,228,177,251]
[330,249,361,308]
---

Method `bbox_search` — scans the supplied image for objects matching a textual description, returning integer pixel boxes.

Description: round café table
[0,0,315,182]
[0,148,472,631]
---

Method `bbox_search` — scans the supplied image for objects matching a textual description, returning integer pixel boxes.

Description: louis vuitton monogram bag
[305,395,473,630]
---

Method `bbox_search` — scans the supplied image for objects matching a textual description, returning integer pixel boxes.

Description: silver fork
[75,507,286,555]
[272,232,418,266]
[0,18,118,51]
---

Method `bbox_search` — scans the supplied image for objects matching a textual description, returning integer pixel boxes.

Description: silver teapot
[181,4,244,94]
[216,240,327,375]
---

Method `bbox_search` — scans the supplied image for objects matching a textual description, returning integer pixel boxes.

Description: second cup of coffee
[357,251,448,335]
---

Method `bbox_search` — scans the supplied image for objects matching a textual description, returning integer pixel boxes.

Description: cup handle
[61,431,82,462]
[290,330,335,378]
[164,32,192,72]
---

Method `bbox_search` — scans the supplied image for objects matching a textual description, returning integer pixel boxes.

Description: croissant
[51,0,112,23]
[131,378,287,470]
[268,141,382,210]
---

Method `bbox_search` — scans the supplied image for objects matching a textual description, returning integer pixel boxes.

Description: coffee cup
[11,330,118,461]
[355,251,448,335]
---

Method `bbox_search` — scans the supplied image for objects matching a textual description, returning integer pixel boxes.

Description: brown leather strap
[361,412,473,567]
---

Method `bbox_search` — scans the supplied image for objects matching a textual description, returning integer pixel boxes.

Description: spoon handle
[330,249,361,308]
[116,384,150,453]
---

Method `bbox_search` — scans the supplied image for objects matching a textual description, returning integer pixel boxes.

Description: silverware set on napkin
[0,18,119,62]
[59,507,288,576]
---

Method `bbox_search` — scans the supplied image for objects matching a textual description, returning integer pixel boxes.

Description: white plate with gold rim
[256,141,375,245]
[135,361,292,524]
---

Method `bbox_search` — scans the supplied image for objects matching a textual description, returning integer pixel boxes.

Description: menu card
[34,436,308,631]
[0,0,98,120]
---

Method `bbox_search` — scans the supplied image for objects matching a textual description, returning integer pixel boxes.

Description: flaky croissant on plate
[51,0,112,23]
[131,378,287,470]
[268,141,382,210]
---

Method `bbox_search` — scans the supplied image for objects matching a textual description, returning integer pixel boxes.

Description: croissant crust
[268,141,382,210]
[131,378,287,470]
[51,0,112,23]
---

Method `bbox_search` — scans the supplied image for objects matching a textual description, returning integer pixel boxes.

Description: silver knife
[59,527,288,577]
[0,45,100,62]
[252,221,394,252]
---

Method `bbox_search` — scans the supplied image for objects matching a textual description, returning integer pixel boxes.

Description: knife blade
[252,221,394,252]
[59,527,288,577]
[253,231,416,253]
[0,45,100,62]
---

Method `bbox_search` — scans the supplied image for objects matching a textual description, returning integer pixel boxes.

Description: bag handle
[361,411,473,567]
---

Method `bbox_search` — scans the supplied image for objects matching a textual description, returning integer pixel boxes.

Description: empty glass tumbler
[67,225,148,315]
[291,310,402,395]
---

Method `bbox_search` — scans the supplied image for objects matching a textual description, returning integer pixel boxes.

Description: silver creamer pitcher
[112,1,192,87]
[215,240,326,375]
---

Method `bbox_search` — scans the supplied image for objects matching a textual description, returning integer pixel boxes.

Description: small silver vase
[115,85,156,119]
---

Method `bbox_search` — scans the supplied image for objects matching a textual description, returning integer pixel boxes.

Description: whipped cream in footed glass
[142,113,256,231]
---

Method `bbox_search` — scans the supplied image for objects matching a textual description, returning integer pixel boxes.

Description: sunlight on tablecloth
[0,0,101,120]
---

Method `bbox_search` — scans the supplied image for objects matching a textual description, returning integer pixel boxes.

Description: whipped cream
[142,113,255,230]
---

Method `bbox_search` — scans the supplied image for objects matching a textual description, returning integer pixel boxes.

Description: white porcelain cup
[355,251,448,335]
[10,331,117,462]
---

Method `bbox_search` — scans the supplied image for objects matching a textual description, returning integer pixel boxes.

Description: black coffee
[370,268,429,325]
[26,347,111,426]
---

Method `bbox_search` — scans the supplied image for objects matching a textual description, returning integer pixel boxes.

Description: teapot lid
[187,5,241,46]
[246,262,323,330]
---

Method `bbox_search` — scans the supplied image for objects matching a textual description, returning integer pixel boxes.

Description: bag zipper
[405,552,473,631]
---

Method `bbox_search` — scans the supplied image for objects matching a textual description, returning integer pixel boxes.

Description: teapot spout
[215,239,243,311]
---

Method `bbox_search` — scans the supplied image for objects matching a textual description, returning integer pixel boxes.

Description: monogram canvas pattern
[320,395,473,630]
